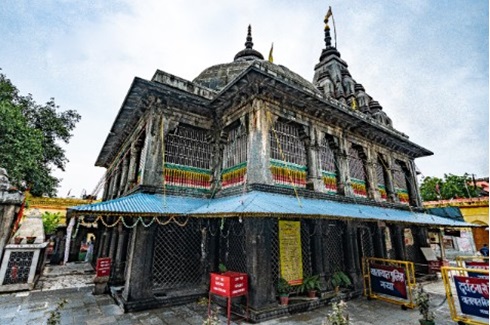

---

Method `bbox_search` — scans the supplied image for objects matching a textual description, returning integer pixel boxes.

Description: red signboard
[96,257,111,277]
[210,272,248,298]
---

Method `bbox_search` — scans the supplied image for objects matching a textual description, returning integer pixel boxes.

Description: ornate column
[364,149,378,200]
[113,223,129,284]
[373,224,386,259]
[408,159,422,207]
[247,99,273,184]
[383,156,397,202]
[306,127,323,191]
[122,220,157,306]
[108,222,119,261]
[118,154,130,197]
[343,221,362,290]
[392,225,406,261]
[125,142,140,193]
[111,167,122,199]
[310,220,326,287]
[336,139,351,196]
[244,218,275,309]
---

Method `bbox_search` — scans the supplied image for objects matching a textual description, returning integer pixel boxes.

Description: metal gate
[152,218,204,291]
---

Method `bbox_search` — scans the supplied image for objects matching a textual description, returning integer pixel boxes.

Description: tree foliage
[0,71,81,196]
[42,211,62,235]
[420,173,481,201]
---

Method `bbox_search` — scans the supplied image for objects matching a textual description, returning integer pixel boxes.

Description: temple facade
[69,13,471,320]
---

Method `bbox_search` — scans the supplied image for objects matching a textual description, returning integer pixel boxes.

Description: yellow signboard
[279,220,303,285]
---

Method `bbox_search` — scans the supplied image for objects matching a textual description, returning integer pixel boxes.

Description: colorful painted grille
[270,159,307,188]
[164,163,211,191]
[348,147,367,198]
[320,137,337,193]
[375,161,388,201]
[393,163,409,204]
[221,162,247,189]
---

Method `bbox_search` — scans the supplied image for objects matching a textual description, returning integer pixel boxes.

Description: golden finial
[324,6,333,30]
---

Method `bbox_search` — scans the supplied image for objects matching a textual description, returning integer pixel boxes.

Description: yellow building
[424,197,489,251]
[24,193,98,227]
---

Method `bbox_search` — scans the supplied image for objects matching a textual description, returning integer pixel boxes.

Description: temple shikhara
[69,9,470,321]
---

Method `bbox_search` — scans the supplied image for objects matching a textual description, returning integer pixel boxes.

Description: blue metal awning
[68,192,207,216]
[69,191,473,227]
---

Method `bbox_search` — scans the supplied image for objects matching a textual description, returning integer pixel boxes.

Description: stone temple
[69,11,470,321]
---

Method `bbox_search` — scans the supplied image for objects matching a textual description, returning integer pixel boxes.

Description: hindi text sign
[454,275,489,319]
[210,272,248,298]
[96,257,111,277]
[279,220,303,285]
[369,263,408,299]
[465,261,490,279]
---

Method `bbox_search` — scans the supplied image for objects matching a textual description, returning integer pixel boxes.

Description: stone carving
[0,168,9,191]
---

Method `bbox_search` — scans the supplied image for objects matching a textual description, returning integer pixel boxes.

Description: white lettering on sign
[212,287,227,293]
[380,281,394,290]
[233,283,243,288]
[232,288,245,295]
[458,280,489,296]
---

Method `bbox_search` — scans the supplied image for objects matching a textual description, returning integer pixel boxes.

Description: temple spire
[245,24,253,49]
[318,6,340,61]
[234,25,264,62]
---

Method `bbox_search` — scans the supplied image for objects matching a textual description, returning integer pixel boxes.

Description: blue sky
[1,0,488,197]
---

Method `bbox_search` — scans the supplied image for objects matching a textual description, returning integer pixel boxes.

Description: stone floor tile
[86,315,117,325]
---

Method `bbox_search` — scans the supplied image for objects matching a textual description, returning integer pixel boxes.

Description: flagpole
[332,12,337,48]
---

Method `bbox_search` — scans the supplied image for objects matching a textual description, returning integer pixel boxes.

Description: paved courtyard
[0,262,462,325]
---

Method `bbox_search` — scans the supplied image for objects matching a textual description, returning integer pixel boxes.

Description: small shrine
[0,209,47,292]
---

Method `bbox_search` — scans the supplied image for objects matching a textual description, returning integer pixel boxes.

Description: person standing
[85,237,94,262]
[479,243,489,257]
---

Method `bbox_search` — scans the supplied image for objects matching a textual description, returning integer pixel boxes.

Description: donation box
[210,271,248,298]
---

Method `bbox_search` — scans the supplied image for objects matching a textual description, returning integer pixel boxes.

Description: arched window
[348,145,367,198]
[269,119,307,187]
[222,122,248,189]
[392,160,409,204]
[320,135,338,193]
[164,124,212,190]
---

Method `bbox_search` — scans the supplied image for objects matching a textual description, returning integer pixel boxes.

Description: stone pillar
[306,127,323,191]
[122,221,157,303]
[118,154,130,197]
[69,227,88,262]
[364,149,378,200]
[142,108,163,189]
[392,225,406,261]
[102,175,111,201]
[247,99,273,184]
[343,221,361,290]
[244,218,275,309]
[113,223,129,284]
[103,228,112,258]
[106,174,116,201]
[384,160,397,203]
[111,167,122,199]
[336,139,351,196]
[408,160,422,207]
[310,220,326,287]
[108,224,119,261]
[373,224,386,259]
[125,142,141,193]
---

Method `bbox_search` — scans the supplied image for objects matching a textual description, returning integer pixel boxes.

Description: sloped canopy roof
[69,191,473,227]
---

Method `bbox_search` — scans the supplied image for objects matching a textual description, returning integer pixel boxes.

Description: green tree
[0,71,81,196]
[42,211,62,235]
[420,173,480,201]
